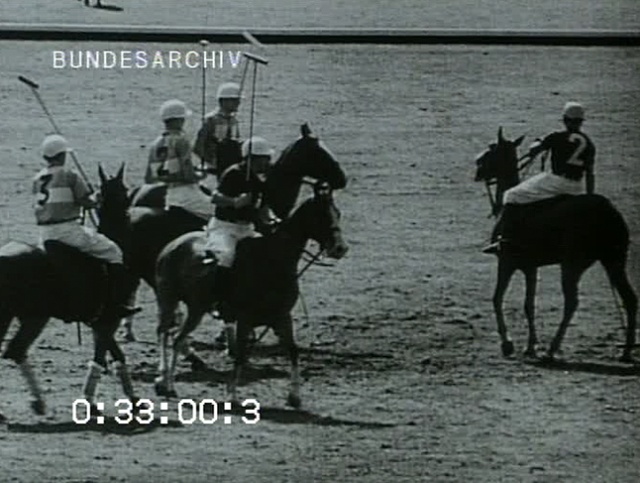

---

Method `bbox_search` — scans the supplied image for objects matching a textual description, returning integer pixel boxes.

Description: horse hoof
[154,381,178,398]
[31,399,46,415]
[0,413,6,424]
[286,394,302,409]
[501,340,515,357]
[523,348,538,359]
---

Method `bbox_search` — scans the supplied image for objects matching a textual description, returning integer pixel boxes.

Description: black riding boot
[483,203,519,254]
[214,266,235,323]
[106,264,142,319]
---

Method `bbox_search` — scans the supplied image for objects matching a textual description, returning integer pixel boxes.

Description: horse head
[266,123,347,219]
[97,163,130,240]
[474,127,525,185]
[283,181,348,260]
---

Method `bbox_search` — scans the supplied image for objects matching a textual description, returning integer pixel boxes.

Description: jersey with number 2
[542,131,595,181]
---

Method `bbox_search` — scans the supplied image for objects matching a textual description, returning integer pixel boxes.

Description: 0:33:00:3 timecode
[71,398,261,425]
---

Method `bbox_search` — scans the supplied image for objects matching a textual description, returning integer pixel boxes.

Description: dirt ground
[0,4,639,483]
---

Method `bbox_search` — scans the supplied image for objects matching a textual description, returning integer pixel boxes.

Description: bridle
[482,148,533,217]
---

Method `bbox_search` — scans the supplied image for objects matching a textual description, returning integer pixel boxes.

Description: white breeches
[205,218,259,267]
[503,172,584,205]
[166,184,214,220]
[39,221,122,264]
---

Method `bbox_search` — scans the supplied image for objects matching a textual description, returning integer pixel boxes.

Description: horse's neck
[98,207,130,249]
[266,170,303,219]
[269,224,308,275]
[497,172,519,194]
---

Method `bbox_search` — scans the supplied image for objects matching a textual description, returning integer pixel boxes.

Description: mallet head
[243,52,269,65]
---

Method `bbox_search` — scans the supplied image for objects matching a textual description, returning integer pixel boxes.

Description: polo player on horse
[148,99,214,224]
[34,134,141,320]
[484,101,596,254]
[205,136,278,323]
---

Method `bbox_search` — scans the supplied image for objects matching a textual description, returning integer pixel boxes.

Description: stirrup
[202,250,216,265]
[482,241,501,254]
[482,238,510,255]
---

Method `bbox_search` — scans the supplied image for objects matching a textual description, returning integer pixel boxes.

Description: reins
[484,152,532,217]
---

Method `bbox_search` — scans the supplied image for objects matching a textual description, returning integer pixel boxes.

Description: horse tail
[594,195,630,265]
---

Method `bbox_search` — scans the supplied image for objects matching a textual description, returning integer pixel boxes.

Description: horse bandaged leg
[19,359,45,415]
[82,361,103,404]
[113,361,136,400]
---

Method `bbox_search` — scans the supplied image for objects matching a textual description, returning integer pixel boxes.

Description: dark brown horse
[117,123,347,342]
[153,182,348,407]
[0,164,142,420]
[475,128,637,362]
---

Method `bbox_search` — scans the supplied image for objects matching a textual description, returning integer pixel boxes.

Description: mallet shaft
[18,75,39,89]
[243,52,268,65]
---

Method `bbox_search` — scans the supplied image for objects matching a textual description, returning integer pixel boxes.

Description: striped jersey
[146,130,198,185]
[33,165,92,225]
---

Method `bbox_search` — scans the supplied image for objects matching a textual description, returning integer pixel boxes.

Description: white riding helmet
[563,101,585,120]
[160,99,191,121]
[216,82,241,99]
[241,136,274,158]
[42,134,71,158]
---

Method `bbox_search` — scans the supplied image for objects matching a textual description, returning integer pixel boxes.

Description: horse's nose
[328,241,348,259]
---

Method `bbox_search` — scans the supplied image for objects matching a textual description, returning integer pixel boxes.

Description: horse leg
[547,262,589,360]
[493,259,517,357]
[523,267,539,358]
[120,280,140,342]
[81,327,109,411]
[155,295,179,397]
[228,315,251,404]
[100,319,141,403]
[277,313,301,408]
[3,317,50,415]
[178,305,208,372]
[168,306,208,395]
[601,259,638,362]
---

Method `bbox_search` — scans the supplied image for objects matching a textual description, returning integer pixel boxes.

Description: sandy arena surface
[0,3,639,482]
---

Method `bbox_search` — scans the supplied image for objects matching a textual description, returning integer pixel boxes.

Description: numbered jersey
[33,166,91,225]
[146,130,195,185]
[541,130,595,181]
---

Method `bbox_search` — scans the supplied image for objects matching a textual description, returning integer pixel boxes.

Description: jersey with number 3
[541,130,595,181]
[32,166,91,225]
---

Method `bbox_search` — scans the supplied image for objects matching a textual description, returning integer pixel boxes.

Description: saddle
[0,241,108,323]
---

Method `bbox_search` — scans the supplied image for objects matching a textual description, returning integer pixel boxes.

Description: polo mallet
[199,39,209,123]
[239,31,265,95]
[18,75,98,228]
[198,39,210,172]
[242,52,269,181]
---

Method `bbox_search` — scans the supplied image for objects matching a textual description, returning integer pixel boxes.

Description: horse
[117,122,347,341]
[0,164,142,420]
[474,127,637,362]
[153,182,348,407]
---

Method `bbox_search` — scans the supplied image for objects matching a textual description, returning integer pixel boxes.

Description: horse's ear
[98,164,108,185]
[116,162,125,183]
[514,134,525,147]
[301,123,312,138]
[497,126,505,143]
